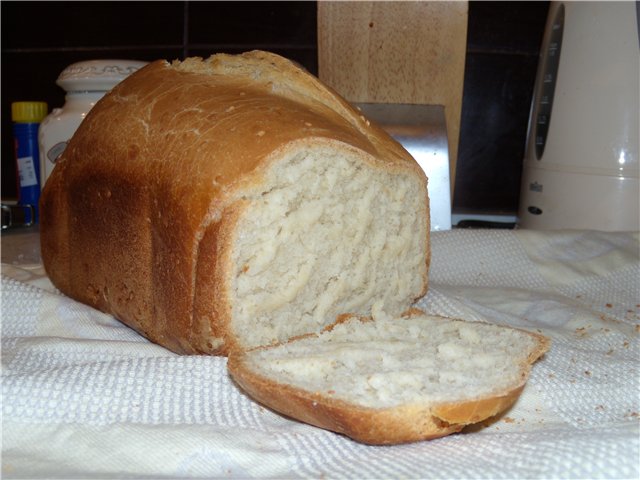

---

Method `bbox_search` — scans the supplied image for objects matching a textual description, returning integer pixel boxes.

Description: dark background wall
[1,1,548,221]
[456,1,548,219]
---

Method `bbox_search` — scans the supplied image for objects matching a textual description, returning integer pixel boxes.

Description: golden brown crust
[431,387,524,424]
[40,51,427,355]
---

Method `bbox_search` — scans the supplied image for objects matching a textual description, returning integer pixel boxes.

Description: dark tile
[2,148,19,201]
[188,1,317,47]
[453,52,540,214]
[2,1,184,49]
[467,1,549,54]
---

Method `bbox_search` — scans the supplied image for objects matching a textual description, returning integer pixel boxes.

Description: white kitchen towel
[2,229,639,479]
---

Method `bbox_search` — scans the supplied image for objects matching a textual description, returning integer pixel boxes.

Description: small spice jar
[38,59,147,189]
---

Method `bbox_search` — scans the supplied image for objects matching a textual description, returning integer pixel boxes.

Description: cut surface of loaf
[40,51,429,355]
[231,147,426,349]
[227,312,550,445]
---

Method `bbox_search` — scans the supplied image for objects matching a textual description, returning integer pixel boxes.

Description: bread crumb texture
[230,149,426,349]
[245,314,544,408]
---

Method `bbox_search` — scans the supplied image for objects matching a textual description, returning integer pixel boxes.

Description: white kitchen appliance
[518,1,639,231]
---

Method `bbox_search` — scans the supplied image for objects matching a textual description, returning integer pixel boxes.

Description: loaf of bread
[228,311,550,445]
[40,51,430,355]
[41,51,550,444]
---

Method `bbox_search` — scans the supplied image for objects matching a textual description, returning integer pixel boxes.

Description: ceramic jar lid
[56,59,148,92]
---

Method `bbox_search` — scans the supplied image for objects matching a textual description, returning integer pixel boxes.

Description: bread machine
[518,1,639,231]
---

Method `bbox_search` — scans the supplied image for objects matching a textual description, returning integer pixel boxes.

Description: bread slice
[227,312,550,445]
[40,51,429,355]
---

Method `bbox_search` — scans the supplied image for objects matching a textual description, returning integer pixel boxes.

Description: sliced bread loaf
[40,51,429,355]
[227,312,550,444]
[40,50,549,444]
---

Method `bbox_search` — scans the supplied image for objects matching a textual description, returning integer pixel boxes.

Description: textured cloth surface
[2,229,639,479]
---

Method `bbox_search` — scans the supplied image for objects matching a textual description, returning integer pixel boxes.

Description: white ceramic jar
[38,59,147,189]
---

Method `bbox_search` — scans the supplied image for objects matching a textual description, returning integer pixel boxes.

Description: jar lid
[56,59,148,92]
[11,101,48,123]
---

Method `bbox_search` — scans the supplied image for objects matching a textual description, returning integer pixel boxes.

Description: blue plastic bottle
[12,101,48,224]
